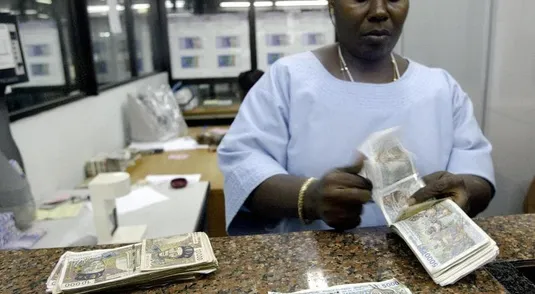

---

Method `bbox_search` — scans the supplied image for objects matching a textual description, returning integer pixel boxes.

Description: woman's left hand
[408,171,470,213]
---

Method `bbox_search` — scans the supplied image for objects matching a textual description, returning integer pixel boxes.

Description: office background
[0,0,533,218]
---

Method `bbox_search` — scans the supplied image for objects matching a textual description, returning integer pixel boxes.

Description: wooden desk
[183,104,240,120]
[127,127,229,237]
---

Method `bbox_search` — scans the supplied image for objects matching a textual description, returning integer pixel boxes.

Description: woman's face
[331,0,409,60]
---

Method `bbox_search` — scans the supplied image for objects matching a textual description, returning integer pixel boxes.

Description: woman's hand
[303,158,373,231]
[408,171,494,216]
[408,172,469,212]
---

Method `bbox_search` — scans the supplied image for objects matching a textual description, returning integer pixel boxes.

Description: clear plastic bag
[0,152,35,230]
[127,84,188,142]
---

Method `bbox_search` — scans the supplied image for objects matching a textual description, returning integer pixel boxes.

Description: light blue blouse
[217,51,495,236]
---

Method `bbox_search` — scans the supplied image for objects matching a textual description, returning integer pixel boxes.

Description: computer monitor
[0,13,28,87]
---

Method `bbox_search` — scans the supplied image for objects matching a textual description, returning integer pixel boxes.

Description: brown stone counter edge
[1,214,534,294]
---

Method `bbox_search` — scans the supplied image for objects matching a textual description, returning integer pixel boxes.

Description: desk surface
[32,182,209,249]
[128,126,225,190]
[183,105,240,120]
[128,149,222,191]
[3,214,535,293]
[127,126,228,237]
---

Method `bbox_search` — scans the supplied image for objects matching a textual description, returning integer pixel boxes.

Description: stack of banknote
[269,279,412,294]
[46,232,217,293]
[359,128,499,286]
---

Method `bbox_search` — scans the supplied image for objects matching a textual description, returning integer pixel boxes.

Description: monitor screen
[0,14,28,86]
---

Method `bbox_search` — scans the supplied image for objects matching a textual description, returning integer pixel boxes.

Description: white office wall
[401,0,492,123]
[480,0,535,216]
[402,0,535,216]
[10,73,168,204]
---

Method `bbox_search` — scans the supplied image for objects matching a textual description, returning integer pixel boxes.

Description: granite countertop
[1,214,535,294]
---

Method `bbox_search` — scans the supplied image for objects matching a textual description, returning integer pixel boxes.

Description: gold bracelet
[298,177,316,225]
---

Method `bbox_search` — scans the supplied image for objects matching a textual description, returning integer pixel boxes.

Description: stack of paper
[128,137,208,152]
[37,202,84,221]
[359,128,499,286]
[85,186,169,215]
[269,279,412,294]
[0,212,46,250]
[47,232,218,293]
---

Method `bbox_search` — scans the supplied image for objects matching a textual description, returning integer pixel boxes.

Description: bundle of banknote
[269,278,412,294]
[359,128,499,286]
[46,232,218,293]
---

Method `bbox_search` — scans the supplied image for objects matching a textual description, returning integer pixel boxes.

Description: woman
[218,0,495,235]
[238,69,265,101]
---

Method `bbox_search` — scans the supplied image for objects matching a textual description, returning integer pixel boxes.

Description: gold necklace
[338,44,401,82]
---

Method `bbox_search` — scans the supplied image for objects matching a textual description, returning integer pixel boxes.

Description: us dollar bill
[58,244,142,292]
[268,278,412,294]
[392,200,490,275]
[141,232,212,271]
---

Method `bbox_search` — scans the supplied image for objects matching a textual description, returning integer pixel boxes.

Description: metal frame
[151,0,171,81]
[9,0,168,122]
[66,0,96,95]
[68,0,98,96]
[52,0,74,89]
[8,0,324,123]
[124,0,139,78]
[480,0,496,134]
[11,85,76,95]
[248,0,258,70]
[178,78,238,86]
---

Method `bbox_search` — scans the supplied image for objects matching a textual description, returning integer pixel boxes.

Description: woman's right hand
[303,158,373,231]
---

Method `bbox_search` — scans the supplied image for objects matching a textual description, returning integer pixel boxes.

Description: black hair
[238,69,264,100]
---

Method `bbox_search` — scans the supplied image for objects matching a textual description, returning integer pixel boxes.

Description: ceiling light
[38,13,49,19]
[165,1,185,8]
[36,0,52,4]
[219,1,274,8]
[25,9,38,15]
[220,2,250,8]
[87,5,125,13]
[275,0,327,7]
[255,1,274,7]
[132,3,150,10]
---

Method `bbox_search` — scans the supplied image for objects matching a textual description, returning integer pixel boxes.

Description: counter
[1,214,535,293]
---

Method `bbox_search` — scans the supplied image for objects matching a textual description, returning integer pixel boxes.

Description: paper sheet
[2,228,47,250]
[128,137,208,152]
[145,174,202,185]
[86,187,169,215]
[36,202,84,221]
[115,186,169,215]
[0,25,16,70]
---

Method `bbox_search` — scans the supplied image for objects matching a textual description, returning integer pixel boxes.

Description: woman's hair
[238,69,265,100]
